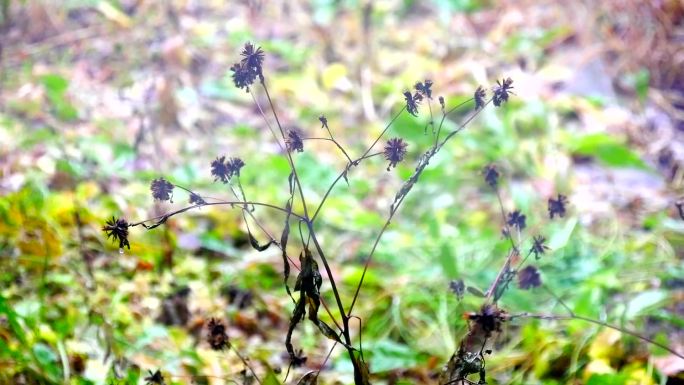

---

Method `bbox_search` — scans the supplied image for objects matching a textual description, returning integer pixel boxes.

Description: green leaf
[369,339,422,373]
[566,133,648,169]
[586,372,628,385]
[548,217,577,249]
[624,290,667,319]
[40,74,69,93]
[33,342,58,367]
[438,242,458,278]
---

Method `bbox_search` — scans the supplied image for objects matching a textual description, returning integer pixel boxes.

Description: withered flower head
[230,62,258,92]
[415,79,433,99]
[517,265,541,289]
[384,137,408,171]
[530,235,549,259]
[150,178,174,202]
[211,156,245,183]
[240,42,265,74]
[319,115,328,128]
[189,192,206,205]
[211,156,230,183]
[290,349,307,367]
[468,304,507,337]
[438,96,445,112]
[285,129,304,153]
[482,164,500,187]
[474,86,487,110]
[102,217,130,250]
[144,369,165,385]
[507,210,526,230]
[230,43,265,92]
[207,318,230,350]
[676,199,684,220]
[548,194,568,219]
[227,157,246,177]
[449,279,465,300]
[492,77,514,107]
[404,91,423,116]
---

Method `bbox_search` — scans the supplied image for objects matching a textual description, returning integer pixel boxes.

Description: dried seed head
[548,194,568,219]
[144,370,165,385]
[319,115,328,128]
[230,62,258,92]
[227,157,245,177]
[530,235,549,259]
[230,42,265,92]
[414,79,433,99]
[290,349,307,367]
[189,192,206,205]
[207,318,230,350]
[285,129,304,153]
[150,178,174,202]
[404,91,423,116]
[240,42,265,73]
[438,96,445,112]
[467,304,507,338]
[518,265,542,289]
[482,164,500,187]
[384,137,408,171]
[449,279,465,300]
[102,217,130,250]
[474,86,487,110]
[506,210,526,231]
[492,77,514,107]
[211,156,231,183]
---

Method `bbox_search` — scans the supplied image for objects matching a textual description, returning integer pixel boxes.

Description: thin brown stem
[129,200,305,228]
[230,344,263,385]
[260,81,310,219]
[324,124,354,164]
[510,313,684,360]
[361,105,406,159]
[311,152,383,222]
[347,99,490,318]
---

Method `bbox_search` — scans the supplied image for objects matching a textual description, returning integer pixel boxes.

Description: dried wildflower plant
[103,43,683,385]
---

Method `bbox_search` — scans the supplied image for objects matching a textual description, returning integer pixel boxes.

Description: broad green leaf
[438,242,458,278]
[548,217,577,249]
[40,74,69,93]
[624,290,667,319]
[566,133,648,169]
[369,339,422,372]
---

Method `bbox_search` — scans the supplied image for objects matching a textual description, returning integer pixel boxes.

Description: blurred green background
[1,1,684,384]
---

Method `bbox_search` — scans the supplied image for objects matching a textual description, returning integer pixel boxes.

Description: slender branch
[307,224,350,329]
[311,152,383,222]
[260,81,310,219]
[435,98,474,145]
[251,92,287,153]
[324,122,354,164]
[230,344,263,385]
[129,200,305,228]
[348,98,488,317]
[510,313,684,360]
[361,105,406,159]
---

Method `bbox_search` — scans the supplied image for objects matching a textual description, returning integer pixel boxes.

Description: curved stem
[129,200,305,227]
[510,313,684,360]
[230,344,263,385]
[348,98,489,317]
[260,81,310,220]
[361,105,405,159]
[310,151,384,223]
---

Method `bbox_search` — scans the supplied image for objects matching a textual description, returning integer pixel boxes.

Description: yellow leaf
[588,328,622,360]
[321,63,349,90]
[96,1,132,28]
[584,358,615,381]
